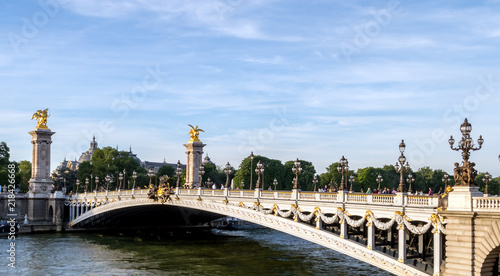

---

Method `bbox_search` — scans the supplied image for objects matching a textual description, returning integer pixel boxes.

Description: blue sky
[1,0,499,176]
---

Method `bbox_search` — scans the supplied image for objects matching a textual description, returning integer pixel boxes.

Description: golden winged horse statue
[31,108,50,129]
[188,124,204,142]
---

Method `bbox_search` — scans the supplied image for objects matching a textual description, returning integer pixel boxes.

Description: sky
[1,0,499,177]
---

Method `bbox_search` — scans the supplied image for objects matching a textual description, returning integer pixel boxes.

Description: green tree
[283,159,316,191]
[0,142,11,187]
[17,160,31,192]
[157,165,176,187]
[233,155,285,190]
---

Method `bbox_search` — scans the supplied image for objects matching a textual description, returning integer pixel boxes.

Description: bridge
[66,187,453,276]
[9,116,500,276]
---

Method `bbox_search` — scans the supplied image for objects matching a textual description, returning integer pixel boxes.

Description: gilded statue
[31,108,50,129]
[188,124,204,142]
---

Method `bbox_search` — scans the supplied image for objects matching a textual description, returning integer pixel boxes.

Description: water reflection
[0,229,386,276]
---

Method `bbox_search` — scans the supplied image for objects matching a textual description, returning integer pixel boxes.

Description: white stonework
[447,186,483,211]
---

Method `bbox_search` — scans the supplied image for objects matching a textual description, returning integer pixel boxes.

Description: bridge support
[184,141,205,189]
[398,225,406,264]
[434,230,442,276]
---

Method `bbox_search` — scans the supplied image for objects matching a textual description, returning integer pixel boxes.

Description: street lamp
[395,140,410,192]
[406,173,415,194]
[207,177,213,189]
[312,175,318,192]
[176,160,182,188]
[132,170,137,190]
[349,175,355,193]
[90,173,94,193]
[482,172,492,196]
[199,164,205,188]
[292,158,302,190]
[105,174,111,191]
[376,174,383,191]
[147,168,154,187]
[118,172,123,191]
[255,160,264,189]
[224,162,232,189]
[241,181,244,189]
[337,156,349,190]
[250,152,254,190]
[85,177,89,193]
[76,179,80,194]
[442,173,450,187]
[95,176,99,192]
[449,118,483,187]
[273,178,278,191]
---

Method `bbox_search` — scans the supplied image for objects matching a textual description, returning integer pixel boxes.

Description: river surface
[0,228,387,276]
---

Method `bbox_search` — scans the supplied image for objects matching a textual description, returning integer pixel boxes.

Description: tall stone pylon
[184,125,206,188]
[28,108,56,221]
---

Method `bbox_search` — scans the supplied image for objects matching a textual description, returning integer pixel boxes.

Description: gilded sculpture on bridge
[449,118,483,187]
[31,108,50,129]
[188,124,204,142]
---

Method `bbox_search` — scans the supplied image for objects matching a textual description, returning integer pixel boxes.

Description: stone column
[398,225,407,264]
[367,219,375,250]
[184,141,205,188]
[28,128,55,222]
[433,230,442,276]
[28,128,55,194]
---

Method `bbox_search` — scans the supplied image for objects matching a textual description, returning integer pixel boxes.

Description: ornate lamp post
[207,177,213,189]
[122,169,126,189]
[199,164,205,188]
[85,177,89,193]
[312,175,318,192]
[76,179,80,194]
[376,174,383,191]
[482,172,492,196]
[406,173,415,194]
[337,156,349,190]
[395,140,410,192]
[273,178,278,191]
[132,170,137,190]
[349,175,355,193]
[224,162,232,189]
[147,168,154,187]
[250,152,254,190]
[240,181,244,189]
[95,176,99,192]
[292,158,302,190]
[118,172,123,191]
[176,160,182,188]
[105,174,111,191]
[448,118,483,187]
[90,173,94,192]
[442,173,450,187]
[255,161,264,189]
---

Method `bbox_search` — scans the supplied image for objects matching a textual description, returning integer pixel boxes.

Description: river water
[0,228,386,276]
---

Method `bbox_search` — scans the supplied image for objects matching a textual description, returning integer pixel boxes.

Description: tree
[157,165,176,187]
[0,142,12,187]
[17,160,31,192]
[233,155,285,190]
[283,159,316,191]
[77,146,146,191]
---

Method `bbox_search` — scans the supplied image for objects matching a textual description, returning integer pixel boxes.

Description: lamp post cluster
[224,162,232,189]
[406,173,415,194]
[449,118,483,187]
[199,164,205,188]
[176,160,182,188]
[255,160,264,189]
[376,174,383,191]
[292,158,302,190]
[348,175,355,193]
[337,156,349,190]
[395,140,410,193]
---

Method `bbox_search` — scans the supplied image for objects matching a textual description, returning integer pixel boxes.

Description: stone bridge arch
[70,198,436,276]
